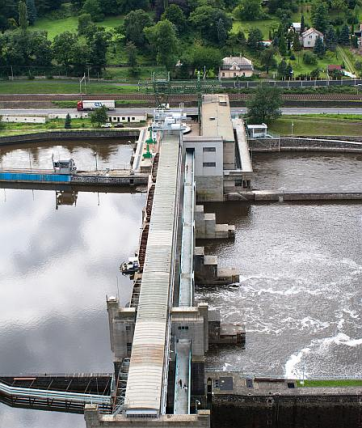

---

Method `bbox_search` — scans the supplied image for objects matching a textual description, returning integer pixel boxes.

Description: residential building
[300,28,324,48]
[219,55,254,79]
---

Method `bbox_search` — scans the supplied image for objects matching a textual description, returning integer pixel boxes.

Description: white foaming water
[285,346,311,379]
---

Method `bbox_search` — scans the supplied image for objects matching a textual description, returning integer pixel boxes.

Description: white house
[300,28,324,48]
[219,55,254,79]
[292,22,301,33]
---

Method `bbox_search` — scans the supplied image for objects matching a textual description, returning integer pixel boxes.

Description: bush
[303,51,318,65]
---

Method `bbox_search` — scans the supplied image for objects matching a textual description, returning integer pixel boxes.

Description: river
[0,147,361,427]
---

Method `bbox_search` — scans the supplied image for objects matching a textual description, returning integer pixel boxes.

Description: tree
[26,0,36,25]
[234,0,262,21]
[325,26,338,51]
[78,13,93,36]
[64,113,72,129]
[293,32,302,51]
[53,32,78,70]
[310,68,320,79]
[313,36,325,58]
[217,18,227,45]
[303,51,318,65]
[126,41,140,76]
[300,14,305,33]
[260,48,276,73]
[339,24,350,46]
[278,33,287,56]
[145,20,178,70]
[124,9,153,47]
[246,85,282,124]
[18,1,28,32]
[311,1,329,33]
[247,27,263,51]
[189,6,232,43]
[277,59,287,79]
[183,45,222,73]
[88,29,110,73]
[126,41,137,67]
[0,0,17,32]
[82,0,104,22]
[162,4,186,32]
[91,105,108,126]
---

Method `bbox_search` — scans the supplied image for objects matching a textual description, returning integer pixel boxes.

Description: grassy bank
[0,81,139,95]
[297,380,362,388]
[0,118,144,136]
[31,15,125,40]
[269,115,362,137]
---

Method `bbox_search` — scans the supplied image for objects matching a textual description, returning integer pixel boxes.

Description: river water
[0,141,143,428]
[0,147,361,427]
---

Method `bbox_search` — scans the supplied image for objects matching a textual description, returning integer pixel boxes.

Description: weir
[2,95,360,428]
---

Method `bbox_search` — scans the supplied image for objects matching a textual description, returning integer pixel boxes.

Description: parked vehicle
[114,123,124,128]
[101,122,112,128]
[77,100,115,111]
[121,257,139,275]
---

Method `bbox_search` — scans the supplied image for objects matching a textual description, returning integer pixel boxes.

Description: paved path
[2,107,362,116]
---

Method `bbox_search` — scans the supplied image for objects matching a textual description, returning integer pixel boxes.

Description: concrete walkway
[174,339,191,415]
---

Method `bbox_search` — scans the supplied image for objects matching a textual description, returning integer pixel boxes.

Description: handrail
[0,381,111,406]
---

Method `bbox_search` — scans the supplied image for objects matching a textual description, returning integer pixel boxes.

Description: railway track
[0,93,361,102]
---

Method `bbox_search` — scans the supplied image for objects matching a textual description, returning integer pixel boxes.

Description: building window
[122,117,125,121]
[222,72,225,77]
[126,325,131,331]
[127,343,132,353]
[132,117,135,121]
[203,162,216,167]
[203,147,216,152]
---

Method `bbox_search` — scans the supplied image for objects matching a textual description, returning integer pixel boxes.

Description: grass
[232,18,280,39]
[0,118,145,136]
[105,66,165,81]
[269,115,362,137]
[297,380,362,388]
[0,81,139,94]
[31,15,125,40]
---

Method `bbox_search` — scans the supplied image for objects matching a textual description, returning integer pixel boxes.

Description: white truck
[77,100,115,111]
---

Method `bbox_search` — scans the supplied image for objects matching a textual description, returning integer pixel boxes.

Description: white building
[300,28,324,48]
[109,113,147,124]
[247,124,268,138]
[219,55,254,79]
[292,22,301,33]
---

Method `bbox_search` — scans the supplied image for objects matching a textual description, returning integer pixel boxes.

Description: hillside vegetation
[0,0,361,81]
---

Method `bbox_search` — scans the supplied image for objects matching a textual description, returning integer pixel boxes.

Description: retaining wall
[249,137,362,153]
[0,130,140,146]
[212,394,362,428]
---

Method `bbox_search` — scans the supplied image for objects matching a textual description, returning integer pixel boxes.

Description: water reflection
[0,139,135,171]
[252,152,362,191]
[0,188,145,428]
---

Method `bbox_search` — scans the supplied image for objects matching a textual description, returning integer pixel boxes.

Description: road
[1,107,362,116]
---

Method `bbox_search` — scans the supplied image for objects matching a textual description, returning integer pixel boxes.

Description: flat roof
[201,94,235,142]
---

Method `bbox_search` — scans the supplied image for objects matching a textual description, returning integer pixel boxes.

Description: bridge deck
[124,134,181,418]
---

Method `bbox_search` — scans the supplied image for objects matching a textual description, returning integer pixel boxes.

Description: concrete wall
[212,394,362,428]
[249,137,362,153]
[0,130,140,146]
[85,405,210,428]
[195,177,224,202]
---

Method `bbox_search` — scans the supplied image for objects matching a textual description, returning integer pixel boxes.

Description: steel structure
[124,133,182,418]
